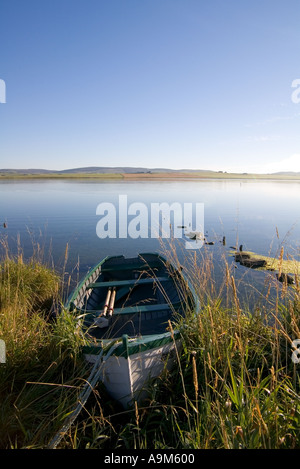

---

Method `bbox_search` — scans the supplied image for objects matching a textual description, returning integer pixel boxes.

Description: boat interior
[74,254,188,339]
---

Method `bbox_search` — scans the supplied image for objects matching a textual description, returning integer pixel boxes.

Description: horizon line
[0,166,299,175]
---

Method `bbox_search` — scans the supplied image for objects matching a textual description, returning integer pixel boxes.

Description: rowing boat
[66,252,199,408]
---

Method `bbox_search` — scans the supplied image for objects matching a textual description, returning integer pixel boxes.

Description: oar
[108,287,116,316]
[103,287,112,316]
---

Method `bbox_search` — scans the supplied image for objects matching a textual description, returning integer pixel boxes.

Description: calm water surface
[1,178,299,305]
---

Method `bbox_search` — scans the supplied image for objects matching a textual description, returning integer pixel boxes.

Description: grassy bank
[1,171,300,180]
[0,244,300,449]
[0,172,123,180]
[122,171,300,180]
[232,249,300,276]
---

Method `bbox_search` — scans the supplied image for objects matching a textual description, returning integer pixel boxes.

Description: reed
[0,239,88,448]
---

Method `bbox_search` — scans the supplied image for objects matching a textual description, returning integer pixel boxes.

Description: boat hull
[84,334,180,408]
[66,253,198,408]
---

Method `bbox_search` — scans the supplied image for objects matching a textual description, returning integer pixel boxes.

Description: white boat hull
[84,337,180,408]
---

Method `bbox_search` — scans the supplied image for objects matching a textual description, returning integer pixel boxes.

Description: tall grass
[0,238,88,448]
[0,236,300,449]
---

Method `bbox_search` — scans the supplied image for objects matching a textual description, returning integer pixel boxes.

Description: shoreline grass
[0,241,300,449]
[0,172,123,180]
[1,171,300,181]
[122,171,300,181]
[231,249,300,275]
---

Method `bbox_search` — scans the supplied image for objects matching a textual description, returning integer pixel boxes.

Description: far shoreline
[1,171,300,181]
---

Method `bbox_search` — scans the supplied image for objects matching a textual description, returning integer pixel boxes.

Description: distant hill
[0,167,214,174]
[273,171,300,176]
[59,167,176,174]
[0,168,56,174]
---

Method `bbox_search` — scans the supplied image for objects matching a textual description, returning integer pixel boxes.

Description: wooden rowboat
[66,252,199,408]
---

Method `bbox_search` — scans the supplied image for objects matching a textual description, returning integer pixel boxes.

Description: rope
[47,345,115,449]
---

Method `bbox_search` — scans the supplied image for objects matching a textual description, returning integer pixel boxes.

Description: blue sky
[1,0,300,173]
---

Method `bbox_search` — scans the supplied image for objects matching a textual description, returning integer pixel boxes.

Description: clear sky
[1,0,300,173]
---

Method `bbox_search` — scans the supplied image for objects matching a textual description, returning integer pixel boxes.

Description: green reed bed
[0,245,89,448]
[0,241,300,449]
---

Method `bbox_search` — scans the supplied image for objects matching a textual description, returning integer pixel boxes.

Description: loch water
[1,178,299,307]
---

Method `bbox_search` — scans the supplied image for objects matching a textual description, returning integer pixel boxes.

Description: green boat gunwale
[65,252,172,312]
[66,255,110,311]
[66,252,199,359]
[83,330,180,358]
